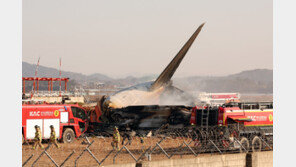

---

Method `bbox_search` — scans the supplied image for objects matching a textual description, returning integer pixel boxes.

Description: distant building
[22,77,85,103]
[198,92,240,106]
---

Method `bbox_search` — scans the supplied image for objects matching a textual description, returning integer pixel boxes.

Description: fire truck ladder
[200,105,209,131]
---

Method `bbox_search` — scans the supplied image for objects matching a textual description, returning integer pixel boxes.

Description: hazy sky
[23,0,272,78]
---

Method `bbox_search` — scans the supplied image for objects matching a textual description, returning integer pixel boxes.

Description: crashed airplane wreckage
[95,23,205,130]
[100,105,193,130]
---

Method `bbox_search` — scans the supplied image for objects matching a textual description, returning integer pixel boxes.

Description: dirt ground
[22,136,203,167]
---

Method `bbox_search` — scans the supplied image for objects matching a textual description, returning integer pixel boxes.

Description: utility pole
[31,57,40,99]
[59,58,62,97]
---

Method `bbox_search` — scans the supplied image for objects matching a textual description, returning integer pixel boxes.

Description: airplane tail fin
[150,23,205,91]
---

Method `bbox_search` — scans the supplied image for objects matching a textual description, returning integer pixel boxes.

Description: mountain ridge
[22,61,273,93]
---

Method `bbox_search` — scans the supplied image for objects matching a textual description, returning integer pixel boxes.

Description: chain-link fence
[22,125,273,167]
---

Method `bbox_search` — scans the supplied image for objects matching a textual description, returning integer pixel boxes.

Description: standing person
[49,125,60,148]
[111,126,121,151]
[139,135,145,153]
[32,125,44,150]
[122,125,132,146]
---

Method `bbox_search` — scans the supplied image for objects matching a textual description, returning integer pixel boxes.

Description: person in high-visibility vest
[49,125,60,148]
[32,125,44,150]
[111,126,121,151]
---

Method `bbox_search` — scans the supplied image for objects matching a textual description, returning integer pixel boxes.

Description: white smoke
[158,91,195,106]
[108,86,165,108]
[107,81,196,108]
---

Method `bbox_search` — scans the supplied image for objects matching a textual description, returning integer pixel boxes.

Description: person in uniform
[139,134,145,153]
[111,126,121,151]
[49,125,60,148]
[32,125,44,150]
[122,125,132,146]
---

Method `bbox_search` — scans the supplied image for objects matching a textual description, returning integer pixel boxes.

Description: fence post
[246,153,252,167]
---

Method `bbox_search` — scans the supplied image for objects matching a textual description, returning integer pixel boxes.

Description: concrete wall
[252,151,273,167]
[104,151,273,167]
[102,162,136,167]
[142,154,246,167]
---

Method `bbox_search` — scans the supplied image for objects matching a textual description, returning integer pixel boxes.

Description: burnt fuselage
[101,105,192,129]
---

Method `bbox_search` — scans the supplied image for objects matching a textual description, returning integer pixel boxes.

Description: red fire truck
[190,102,273,127]
[190,102,273,151]
[22,104,88,143]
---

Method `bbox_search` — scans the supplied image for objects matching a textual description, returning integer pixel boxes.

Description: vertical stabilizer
[150,23,205,91]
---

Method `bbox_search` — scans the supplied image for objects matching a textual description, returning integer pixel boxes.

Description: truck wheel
[240,137,249,153]
[62,128,75,143]
[252,136,262,152]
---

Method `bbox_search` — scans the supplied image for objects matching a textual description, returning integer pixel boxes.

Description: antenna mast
[59,58,62,97]
[30,57,40,99]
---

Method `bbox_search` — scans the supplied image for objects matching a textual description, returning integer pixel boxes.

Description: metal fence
[22,126,273,167]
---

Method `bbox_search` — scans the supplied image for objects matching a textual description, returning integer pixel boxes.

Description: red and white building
[198,92,240,106]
